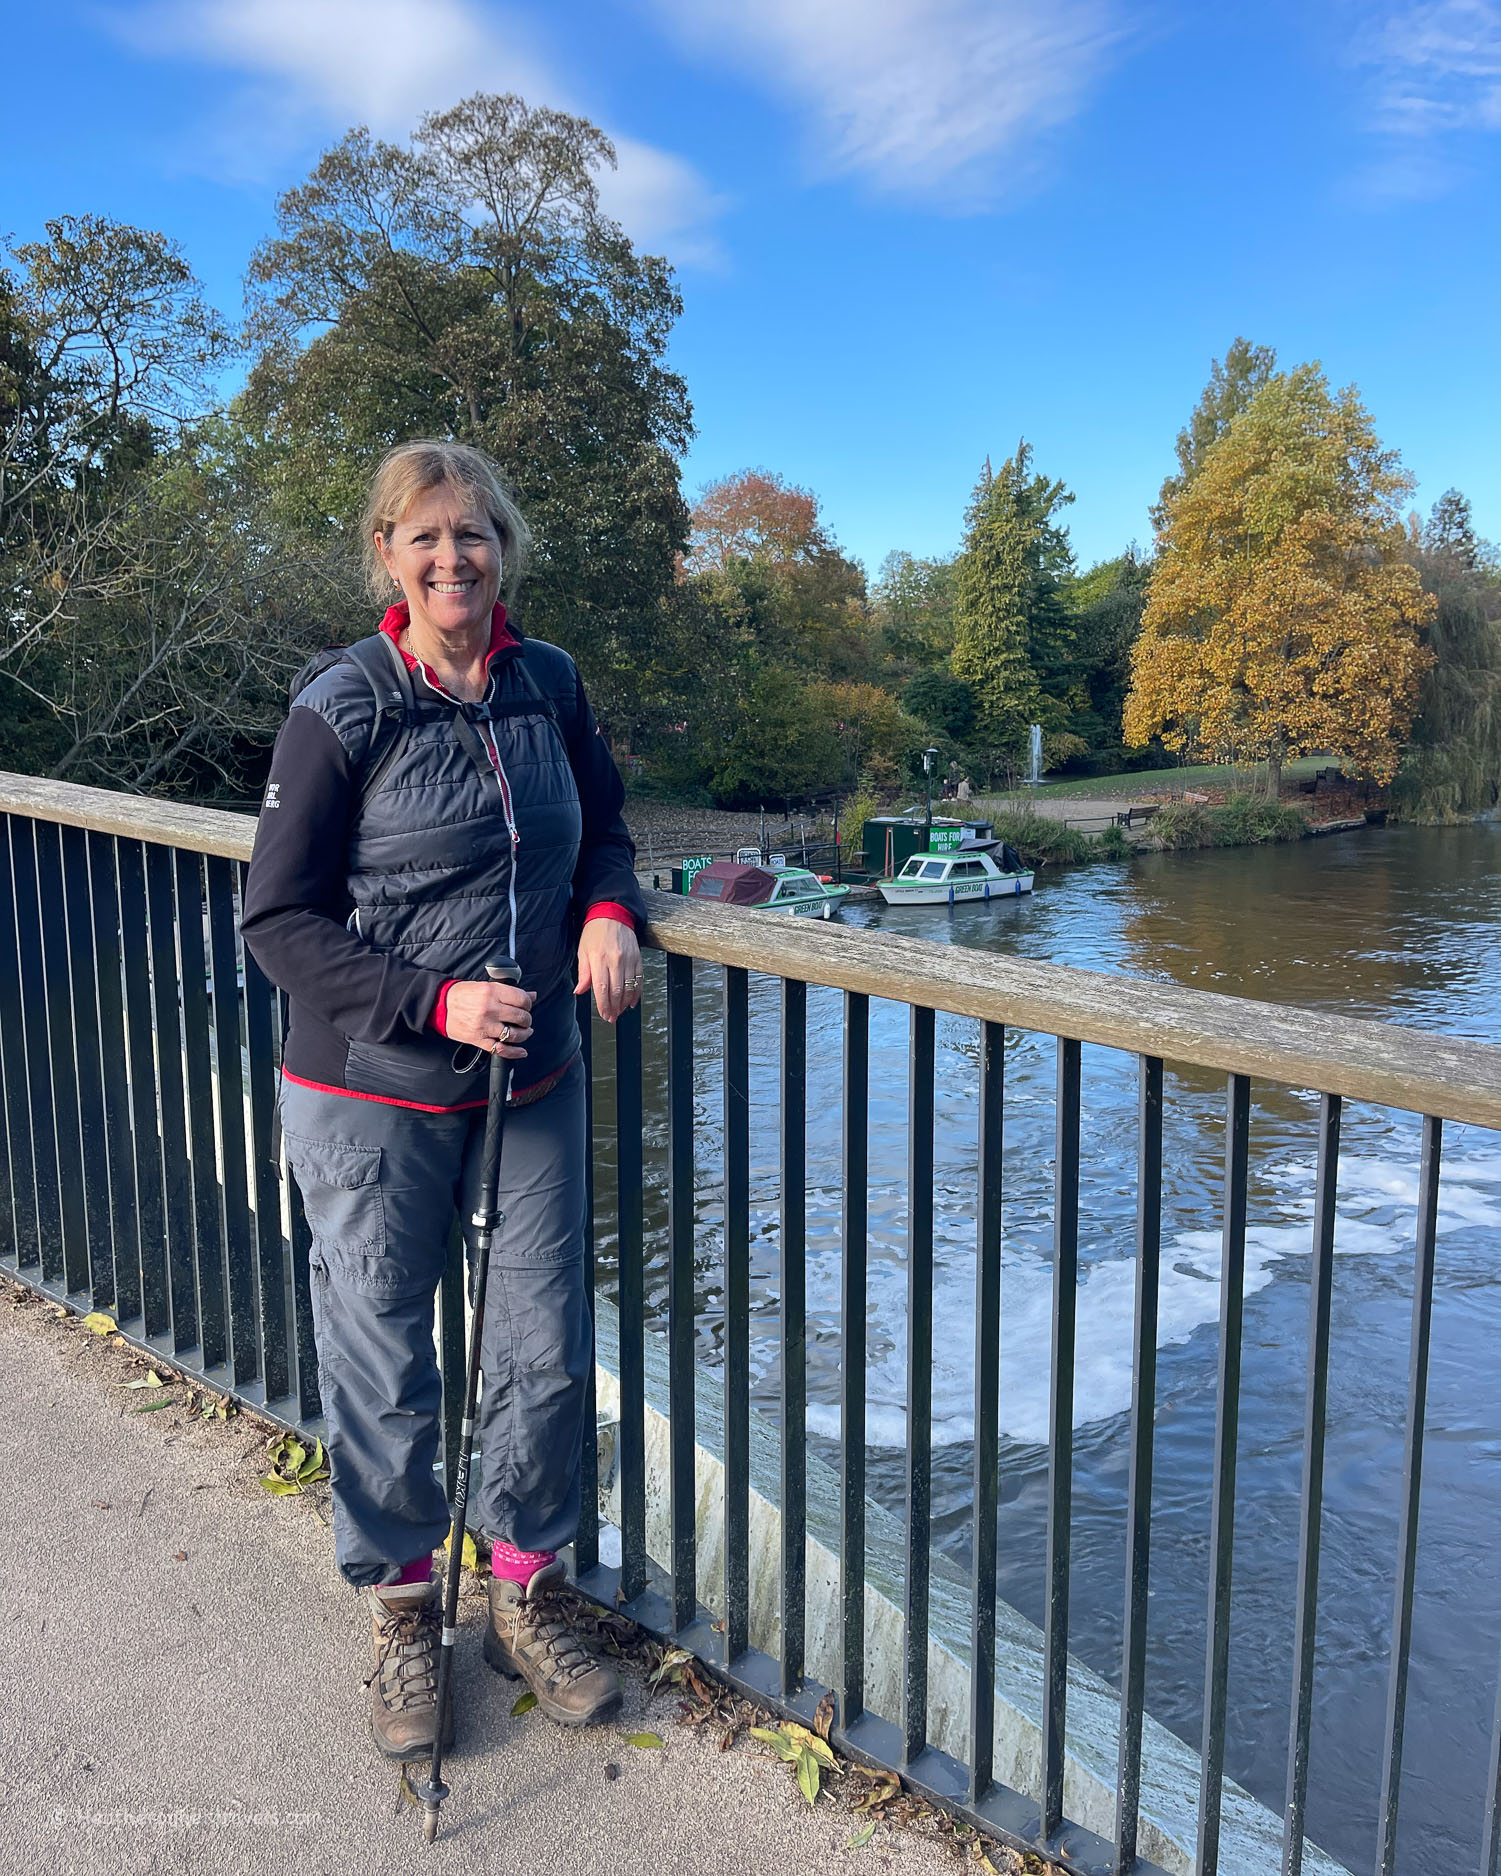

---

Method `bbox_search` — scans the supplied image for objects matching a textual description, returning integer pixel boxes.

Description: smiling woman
[240,435,645,1763]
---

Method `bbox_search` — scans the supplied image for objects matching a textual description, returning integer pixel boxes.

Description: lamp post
[923,746,938,849]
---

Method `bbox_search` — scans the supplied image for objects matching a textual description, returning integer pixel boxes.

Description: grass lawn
[1018,756,1334,800]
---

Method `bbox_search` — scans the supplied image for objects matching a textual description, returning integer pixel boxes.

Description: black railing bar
[1375,1114,1443,1876]
[176,847,228,1373]
[0,817,38,1272]
[205,856,256,1386]
[780,976,808,1698]
[968,1018,1004,1805]
[665,952,697,1633]
[723,964,751,1662]
[841,989,870,1727]
[241,925,289,1406]
[12,818,64,1287]
[145,843,196,1355]
[1482,1646,1501,1876]
[89,833,138,1324]
[36,822,89,1298]
[1115,1053,1164,1874]
[1042,1037,1082,1842]
[286,1164,321,1424]
[1194,1073,1252,1876]
[119,839,167,1339]
[616,1003,648,1601]
[60,824,111,1307]
[903,1003,936,1767]
[575,1010,600,1578]
[1281,1092,1342,1876]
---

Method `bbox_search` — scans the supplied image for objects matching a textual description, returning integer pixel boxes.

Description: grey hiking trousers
[279,1059,591,1587]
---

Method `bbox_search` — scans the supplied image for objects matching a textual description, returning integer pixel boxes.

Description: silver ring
[499,1023,512,1044]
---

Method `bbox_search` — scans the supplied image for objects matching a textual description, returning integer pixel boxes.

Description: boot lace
[374,1602,441,1712]
[513,1592,599,1687]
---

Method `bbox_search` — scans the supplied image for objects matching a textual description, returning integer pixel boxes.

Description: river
[589,824,1501,1875]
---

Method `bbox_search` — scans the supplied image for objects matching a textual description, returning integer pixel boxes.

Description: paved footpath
[0,1282,973,1876]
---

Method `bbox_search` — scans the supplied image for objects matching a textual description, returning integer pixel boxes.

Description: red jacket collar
[378,601,517,679]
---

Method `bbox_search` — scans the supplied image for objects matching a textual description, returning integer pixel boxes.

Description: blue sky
[5,0,1498,575]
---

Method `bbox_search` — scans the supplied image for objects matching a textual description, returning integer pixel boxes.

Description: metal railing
[2,770,1501,1876]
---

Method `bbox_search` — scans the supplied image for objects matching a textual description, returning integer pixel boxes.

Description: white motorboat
[876,849,1034,906]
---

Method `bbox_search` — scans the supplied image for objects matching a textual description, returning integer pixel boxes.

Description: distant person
[241,439,643,1759]
[957,776,973,803]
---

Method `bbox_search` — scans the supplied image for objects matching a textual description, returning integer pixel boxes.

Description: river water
[589,824,1501,1875]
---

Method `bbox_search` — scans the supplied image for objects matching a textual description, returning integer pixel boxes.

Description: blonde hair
[361,439,533,607]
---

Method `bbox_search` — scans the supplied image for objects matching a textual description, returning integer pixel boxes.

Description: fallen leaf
[134,1396,174,1413]
[847,1820,876,1850]
[173,1551,188,1563]
[259,1473,301,1496]
[81,1312,117,1336]
[623,1732,663,1749]
[90,1500,111,1510]
[510,1691,538,1716]
[795,1746,821,1805]
[123,1371,165,1390]
[814,1690,836,1741]
[396,1768,418,1813]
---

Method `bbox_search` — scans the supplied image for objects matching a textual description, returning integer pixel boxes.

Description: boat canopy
[688,860,778,907]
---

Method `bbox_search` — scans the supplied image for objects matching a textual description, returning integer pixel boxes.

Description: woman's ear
[374,533,399,589]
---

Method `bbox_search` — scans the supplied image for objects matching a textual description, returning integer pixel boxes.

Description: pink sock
[394,1553,433,1586]
[492,1540,555,1584]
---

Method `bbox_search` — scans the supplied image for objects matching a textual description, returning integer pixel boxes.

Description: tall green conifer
[952,451,1044,755]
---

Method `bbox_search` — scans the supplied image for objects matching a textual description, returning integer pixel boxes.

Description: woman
[241,439,644,1758]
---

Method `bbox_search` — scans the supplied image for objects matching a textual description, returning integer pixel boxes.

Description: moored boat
[689,860,851,918]
[876,848,1034,906]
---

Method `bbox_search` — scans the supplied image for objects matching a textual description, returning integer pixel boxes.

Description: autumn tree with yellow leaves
[1124,364,1435,793]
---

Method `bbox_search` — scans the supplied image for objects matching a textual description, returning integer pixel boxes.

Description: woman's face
[376,484,503,642]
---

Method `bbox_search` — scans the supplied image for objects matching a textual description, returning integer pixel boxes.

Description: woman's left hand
[576,918,643,1024]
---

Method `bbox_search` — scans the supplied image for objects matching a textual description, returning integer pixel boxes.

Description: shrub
[1149,801,1212,849]
[989,808,1094,867]
[1092,823,1132,861]
[1212,793,1306,845]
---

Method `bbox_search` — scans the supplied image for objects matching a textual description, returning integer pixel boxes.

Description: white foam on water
[795,1151,1501,1451]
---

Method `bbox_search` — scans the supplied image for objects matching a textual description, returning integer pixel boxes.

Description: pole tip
[422,1804,440,1844]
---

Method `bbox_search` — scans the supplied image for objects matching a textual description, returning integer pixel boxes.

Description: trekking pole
[419,955,522,1846]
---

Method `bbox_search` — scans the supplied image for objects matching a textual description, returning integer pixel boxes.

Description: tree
[871,550,956,671]
[685,469,825,570]
[902,669,975,742]
[1061,550,1153,768]
[1151,337,1277,531]
[1393,492,1501,818]
[242,93,692,738]
[0,219,245,787]
[1124,365,1436,792]
[951,443,1075,766]
[1423,487,1483,571]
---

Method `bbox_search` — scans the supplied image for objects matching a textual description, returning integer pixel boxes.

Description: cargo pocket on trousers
[283,1132,386,1264]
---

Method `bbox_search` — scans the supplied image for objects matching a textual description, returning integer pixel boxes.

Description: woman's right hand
[441,979,536,1058]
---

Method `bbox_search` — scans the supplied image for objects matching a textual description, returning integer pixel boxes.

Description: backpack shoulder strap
[342,634,419,811]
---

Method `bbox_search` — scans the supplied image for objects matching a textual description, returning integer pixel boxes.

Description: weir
[2,770,1500,1876]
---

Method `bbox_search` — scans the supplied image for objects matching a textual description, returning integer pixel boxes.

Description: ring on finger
[499,1022,512,1044]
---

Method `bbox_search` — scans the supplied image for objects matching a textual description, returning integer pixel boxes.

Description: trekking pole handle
[486,956,522,986]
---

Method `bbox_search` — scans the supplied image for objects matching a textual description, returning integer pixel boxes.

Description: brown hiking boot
[368,1576,454,1760]
[482,1560,621,1725]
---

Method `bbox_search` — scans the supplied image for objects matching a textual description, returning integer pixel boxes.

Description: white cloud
[642,0,1124,207]
[107,0,724,261]
[1363,0,1501,135]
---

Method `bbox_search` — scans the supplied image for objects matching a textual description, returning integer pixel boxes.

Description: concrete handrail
[4,767,1499,1130]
